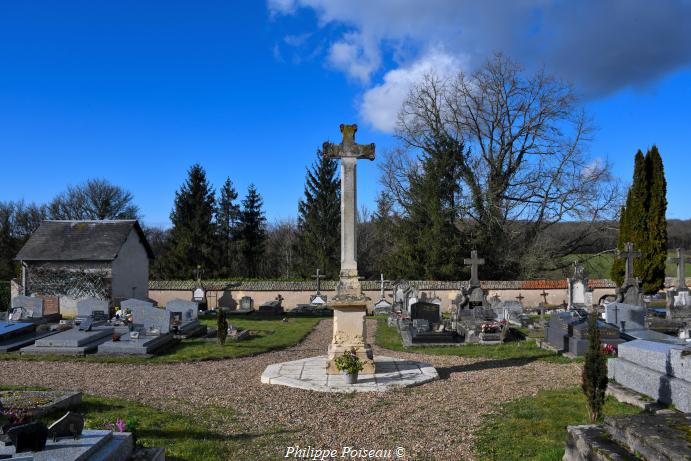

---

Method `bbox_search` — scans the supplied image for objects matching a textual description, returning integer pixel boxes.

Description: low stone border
[261,355,438,393]
[0,389,82,417]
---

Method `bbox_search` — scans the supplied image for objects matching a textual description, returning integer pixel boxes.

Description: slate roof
[149,278,617,291]
[16,220,154,261]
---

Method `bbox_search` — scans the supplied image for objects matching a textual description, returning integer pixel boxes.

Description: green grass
[1,316,320,364]
[2,386,294,461]
[475,387,641,461]
[375,318,573,364]
[557,252,691,280]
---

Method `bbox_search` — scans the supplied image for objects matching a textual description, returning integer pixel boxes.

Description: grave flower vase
[342,372,358,385]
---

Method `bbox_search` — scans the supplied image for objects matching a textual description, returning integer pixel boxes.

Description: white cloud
[267,0,297,16]
[327,32,380,83]
[360,50,464,133]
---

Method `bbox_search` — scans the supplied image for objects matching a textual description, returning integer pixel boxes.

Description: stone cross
[380,273,386,299]
[516,293,525,303]
[463,250,485,287]
[312,269,326,295]
[541,290,549,304]
[670,248,688,291]
[619,242,641,284]
[323,124,375,295]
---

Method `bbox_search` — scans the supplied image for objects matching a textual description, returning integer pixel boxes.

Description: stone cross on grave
[516,293,525,303]
[464,250,485,287]
[323,124,375,297]
[540,290,549,305]
[312,269,326,295]
[670,248,688,291]
[619,242,641,285]
[379,273,386,299]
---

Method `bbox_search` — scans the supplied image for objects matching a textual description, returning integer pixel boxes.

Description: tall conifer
[164,164,216,279]
[295,149,341,278]
[238,184,267,278]
[215,178,241,277]
[643,146,668,293]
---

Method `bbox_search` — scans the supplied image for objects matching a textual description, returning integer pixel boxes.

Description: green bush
[0,281,10,312]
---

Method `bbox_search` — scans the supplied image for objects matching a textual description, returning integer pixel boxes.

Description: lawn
[556,251,691,279]
[0,316,321,364]
[375,318,573,364]
[474,386,641,461]
[1,385,291,461]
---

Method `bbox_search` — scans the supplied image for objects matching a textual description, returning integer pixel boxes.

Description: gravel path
[0,320,581,460]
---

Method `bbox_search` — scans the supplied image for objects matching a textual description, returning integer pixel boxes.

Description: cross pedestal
[323,124,375,374]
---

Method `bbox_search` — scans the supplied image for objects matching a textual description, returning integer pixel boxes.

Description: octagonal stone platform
[261,355,438,393]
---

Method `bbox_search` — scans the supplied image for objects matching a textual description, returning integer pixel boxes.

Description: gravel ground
[0,319,581,460]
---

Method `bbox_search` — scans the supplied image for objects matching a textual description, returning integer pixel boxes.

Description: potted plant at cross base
[334,347,364,384]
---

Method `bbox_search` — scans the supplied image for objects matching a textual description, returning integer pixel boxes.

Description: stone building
[14,220,154,316]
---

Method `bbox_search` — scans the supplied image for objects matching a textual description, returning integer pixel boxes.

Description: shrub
[582,313,608,422]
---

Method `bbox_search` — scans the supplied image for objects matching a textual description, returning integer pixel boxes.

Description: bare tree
[392,54,621,278]
[263,220,298,279]
[48,179,140,220]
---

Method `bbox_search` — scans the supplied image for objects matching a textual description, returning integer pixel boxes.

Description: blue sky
[1,1,690,227]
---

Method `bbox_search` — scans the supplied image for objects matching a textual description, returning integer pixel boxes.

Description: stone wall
[147,279,618,312]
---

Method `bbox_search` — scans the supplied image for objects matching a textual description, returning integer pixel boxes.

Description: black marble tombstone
[410,301,441,324]
[6,421,49,453]
[48,412,85,441]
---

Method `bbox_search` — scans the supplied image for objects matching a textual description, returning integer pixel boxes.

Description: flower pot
[342,372,358,384]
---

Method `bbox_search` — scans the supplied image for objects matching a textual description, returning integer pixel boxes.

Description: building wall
[111,228,150,301]
[148,286,617,312]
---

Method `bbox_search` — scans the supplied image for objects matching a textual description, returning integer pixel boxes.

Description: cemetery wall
[148,279,617,312]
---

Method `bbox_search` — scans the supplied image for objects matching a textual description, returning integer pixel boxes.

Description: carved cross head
[323,123,375,160]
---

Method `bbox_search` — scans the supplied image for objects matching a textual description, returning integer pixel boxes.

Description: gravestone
[568,318,623,356]
[48,412,84,441]
[10,296,44,318]
[410,301,441,325]
[258,295,284,315]
[130,305,171,335]
[239,296,253,312]
[166,299,205,337]
[666,248,691,325]
[120,298,154,311]
[5,422,49,453]
[567,262,590,309]
[615,243,643,306]
[605,302,645,330]
[76,298,109,319]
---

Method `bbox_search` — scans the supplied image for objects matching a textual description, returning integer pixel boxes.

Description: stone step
[563,424,639,461]
[604,413,691,461]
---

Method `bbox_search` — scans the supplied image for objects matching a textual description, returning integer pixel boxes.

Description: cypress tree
[217,307,228,345]
[611,148,668,293]
[215,178,241,278]
[582,313,608,422]
[643,146,667,293]
[611,151,647,285]
[295,148,341,278]
[238,184,267,278]
[163,164,216,279]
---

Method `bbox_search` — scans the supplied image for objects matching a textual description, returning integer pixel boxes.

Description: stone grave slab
[130,305,171,334]
[20,327,114,356]
[0,321,60,353]
[0,390,82,418]
[0,430,133,461]
[97,332,174,356]
[76,298,109,318]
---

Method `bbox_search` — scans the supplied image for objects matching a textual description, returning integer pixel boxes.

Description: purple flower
[115,418,126,432]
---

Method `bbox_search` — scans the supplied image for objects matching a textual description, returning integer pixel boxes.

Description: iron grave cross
[619,242,641,284]
[323,124,375,282]
[670,248,688,291]
[464,250,485,287]
[312,268,326,295]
